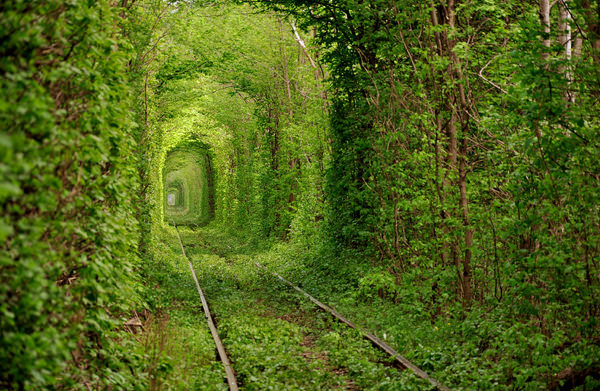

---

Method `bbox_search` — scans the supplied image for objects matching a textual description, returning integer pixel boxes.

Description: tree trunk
[540,0,551,60]
[431,0,473,306]
[559,1,575,101]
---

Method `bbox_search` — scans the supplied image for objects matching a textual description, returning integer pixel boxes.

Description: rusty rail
[173,223,238,391]
[254,261,450,391]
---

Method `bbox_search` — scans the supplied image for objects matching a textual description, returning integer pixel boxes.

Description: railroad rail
[253,262,451,391]
[177,225,450,390]
[173,223,238,391]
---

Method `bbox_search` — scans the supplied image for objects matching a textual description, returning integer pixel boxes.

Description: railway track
[173,223,238,391]
[172,224,450,390]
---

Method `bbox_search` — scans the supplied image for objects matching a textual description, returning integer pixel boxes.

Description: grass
[136,225,434,390]
[183,224,600,391]
[134,228,227,391]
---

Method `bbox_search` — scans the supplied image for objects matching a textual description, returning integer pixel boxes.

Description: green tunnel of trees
[163,142,215,226]
[2,0,600,390]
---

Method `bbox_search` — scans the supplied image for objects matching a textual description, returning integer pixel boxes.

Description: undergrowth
[190,224,600,391]
[139,225,435,390]
[136,229,227,390]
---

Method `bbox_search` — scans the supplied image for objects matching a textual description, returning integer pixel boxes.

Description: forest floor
[136,225,600,390]
[137,226,436,390]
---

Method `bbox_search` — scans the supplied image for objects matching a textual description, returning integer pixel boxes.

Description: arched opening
[163,141,215,226]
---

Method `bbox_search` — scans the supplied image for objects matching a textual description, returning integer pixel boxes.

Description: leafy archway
[163,141,215,226]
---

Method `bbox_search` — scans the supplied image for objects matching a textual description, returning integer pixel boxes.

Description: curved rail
[173,223,238,391]
[254,261,450,391]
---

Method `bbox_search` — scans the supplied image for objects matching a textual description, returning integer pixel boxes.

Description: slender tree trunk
[288,155,297,208]
[144,70,149,128]
[559,1,576,102]
[432,0,473,306]
[558,4,572,58]
[540,0,551,60]
[291,22,317,69]
[430,5,452,273]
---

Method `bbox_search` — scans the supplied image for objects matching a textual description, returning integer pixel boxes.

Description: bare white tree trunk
[291,22,317,69]
[540,0,551,59]
[558,3,572,58]
[559,1,575,101]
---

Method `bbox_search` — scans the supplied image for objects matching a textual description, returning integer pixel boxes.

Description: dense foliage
[3,0,600,389]
[163,142,214,226]
[243,1,600,387]
[1,1,144,389]
[135,2,329,242]
[251,0,600,302]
